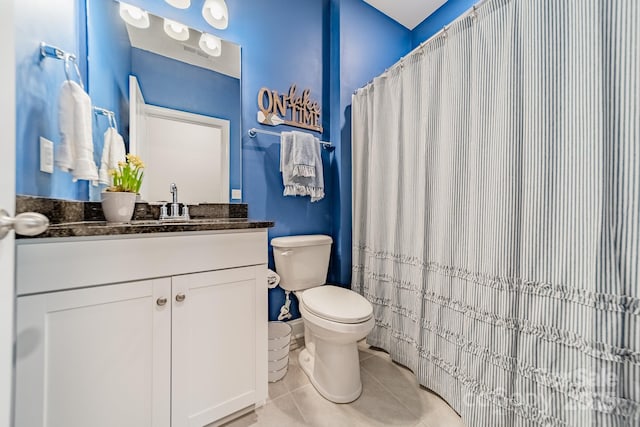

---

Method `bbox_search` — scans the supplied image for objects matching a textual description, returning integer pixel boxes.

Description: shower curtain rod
[354,0,490,95]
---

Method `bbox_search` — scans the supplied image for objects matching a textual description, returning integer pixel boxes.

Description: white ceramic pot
[101,191,137,223]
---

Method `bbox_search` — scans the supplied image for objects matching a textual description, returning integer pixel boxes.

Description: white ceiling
[363,0,448,30]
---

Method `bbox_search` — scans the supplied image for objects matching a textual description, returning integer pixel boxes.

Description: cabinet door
[15,279,171,427]
[172,266,266,427]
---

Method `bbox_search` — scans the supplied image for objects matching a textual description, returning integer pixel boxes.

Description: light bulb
[209,3,224,19]
[202,0,228,30]
[128,8,142,20]
[199,33,222,57]
[165,0,191,9]
[119,2,150,29]
[164,18,190,41]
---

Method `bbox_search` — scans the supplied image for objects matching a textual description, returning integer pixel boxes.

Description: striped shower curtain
[351,1,639,425]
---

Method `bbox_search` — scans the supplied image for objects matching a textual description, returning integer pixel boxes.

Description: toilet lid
[300,285,373,324]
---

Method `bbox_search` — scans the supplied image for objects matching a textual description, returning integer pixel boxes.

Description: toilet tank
[271,235,332,291]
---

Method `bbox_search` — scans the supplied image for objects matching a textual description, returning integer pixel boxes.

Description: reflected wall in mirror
[87,0,242,203]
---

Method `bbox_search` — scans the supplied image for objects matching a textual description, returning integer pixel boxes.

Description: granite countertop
[16,195,274,239]
[32,218,275,239]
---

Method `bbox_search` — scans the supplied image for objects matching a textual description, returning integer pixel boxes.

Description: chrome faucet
[170,183,179,217]
[170,183,178,203]
[159,183,190,221]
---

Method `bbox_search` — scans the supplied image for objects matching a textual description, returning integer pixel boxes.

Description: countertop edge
[17,220,275,240]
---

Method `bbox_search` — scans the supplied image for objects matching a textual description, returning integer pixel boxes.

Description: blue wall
[15,0,88,200]
[411,0,477,48]
[234,0,332,320]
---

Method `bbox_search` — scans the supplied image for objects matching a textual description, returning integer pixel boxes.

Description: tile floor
[222,342,466,427]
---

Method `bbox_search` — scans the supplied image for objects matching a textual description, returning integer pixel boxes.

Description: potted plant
[101,154,145,223]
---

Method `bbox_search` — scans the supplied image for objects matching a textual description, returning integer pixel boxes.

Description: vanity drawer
[16,230,268,295]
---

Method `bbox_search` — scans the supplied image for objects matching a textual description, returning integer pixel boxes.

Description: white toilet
[271,234,374,403]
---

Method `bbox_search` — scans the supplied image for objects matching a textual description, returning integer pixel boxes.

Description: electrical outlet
[40,137,54,173]
[231,189,242,200]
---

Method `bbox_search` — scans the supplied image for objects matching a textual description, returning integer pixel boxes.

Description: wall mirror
[87,0,242,203]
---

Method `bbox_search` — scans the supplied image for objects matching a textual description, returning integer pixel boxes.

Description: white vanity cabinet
[172,268,260,426]
[14,230,269,427]
[15,278,172,427]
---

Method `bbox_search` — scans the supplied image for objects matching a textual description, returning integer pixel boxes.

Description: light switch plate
[231,189,242,200]
[40,137,54,173]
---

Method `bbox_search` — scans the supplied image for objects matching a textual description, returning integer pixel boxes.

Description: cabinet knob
[175,293,186,302]
[156,297,168,306]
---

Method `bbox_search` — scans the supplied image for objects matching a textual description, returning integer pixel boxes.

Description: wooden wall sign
[257,84,323,133]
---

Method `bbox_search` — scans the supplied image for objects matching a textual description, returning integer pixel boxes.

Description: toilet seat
[299,285,373,324]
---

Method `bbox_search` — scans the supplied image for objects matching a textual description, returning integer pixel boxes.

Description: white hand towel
[290,131,317,178]
[56,81,76,172]
[98,127,126,185]
[56,80,99,185]
[280,131,325,202]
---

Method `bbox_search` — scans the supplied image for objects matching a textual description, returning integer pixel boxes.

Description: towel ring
[64,54,84,90]
[109,112,118,132]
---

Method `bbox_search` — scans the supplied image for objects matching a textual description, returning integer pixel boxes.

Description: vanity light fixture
[165,0,191,9]
[119,2,150,29]
[198,33,222,57]
[163,18,190,41]
[202,0,229,30]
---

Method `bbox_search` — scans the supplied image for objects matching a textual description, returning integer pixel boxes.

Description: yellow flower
[131,156,145,168]
[127,154,140,164]
[109,153,145,192]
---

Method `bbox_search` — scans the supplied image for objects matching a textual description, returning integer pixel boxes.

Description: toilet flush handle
[280,250,292,256]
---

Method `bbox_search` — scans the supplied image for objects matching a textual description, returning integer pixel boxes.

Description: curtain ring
[418,40,427,56]
[471,5,478,21]
[441,26,448,41]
